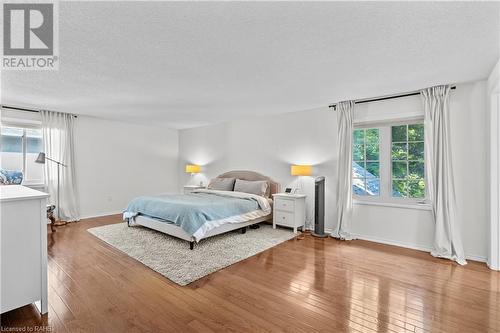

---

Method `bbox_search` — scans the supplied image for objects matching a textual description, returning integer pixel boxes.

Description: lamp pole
[45,156,66,222]
[37,153,67,223]
[57,159,61,221]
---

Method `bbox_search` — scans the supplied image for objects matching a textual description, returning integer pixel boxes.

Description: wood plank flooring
[1,214,499,332]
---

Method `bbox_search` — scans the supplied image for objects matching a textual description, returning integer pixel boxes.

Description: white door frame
[488,59,500,271]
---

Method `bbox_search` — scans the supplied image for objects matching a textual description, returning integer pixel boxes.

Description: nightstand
[183,185,205,194]
[272,193,306,233]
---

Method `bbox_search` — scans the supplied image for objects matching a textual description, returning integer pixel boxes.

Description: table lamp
[291,164,312,193]
[185,164,202,186]
[185,164,201,174]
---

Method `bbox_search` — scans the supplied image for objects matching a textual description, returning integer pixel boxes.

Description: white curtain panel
[421,86,466,265]
[333,101,355,240]
[41,111,80,222]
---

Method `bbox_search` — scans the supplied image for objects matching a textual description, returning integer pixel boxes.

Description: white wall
[179,108,337,229]
[178,80,489,261]
[451,81,489,260]
[0,109,180,219]
[75,116,179,218]
[353,81,489,261]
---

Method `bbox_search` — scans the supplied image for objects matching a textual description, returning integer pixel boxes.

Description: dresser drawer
[274,210,294,227]
[274,198,295,212]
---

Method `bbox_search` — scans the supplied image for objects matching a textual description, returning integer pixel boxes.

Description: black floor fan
[312,176,328,238]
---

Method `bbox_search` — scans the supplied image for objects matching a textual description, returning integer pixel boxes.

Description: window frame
[352,117,428,206]
[1,122,45,186]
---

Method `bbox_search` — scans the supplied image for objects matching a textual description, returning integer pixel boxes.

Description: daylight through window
[352,122,426,202]
[0,126,44,185]
[352,128,380,196]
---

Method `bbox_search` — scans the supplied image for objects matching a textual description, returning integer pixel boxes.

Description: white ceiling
[2,1,499,129]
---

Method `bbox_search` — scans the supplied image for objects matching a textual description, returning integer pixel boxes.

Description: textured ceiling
[2,2,499,129]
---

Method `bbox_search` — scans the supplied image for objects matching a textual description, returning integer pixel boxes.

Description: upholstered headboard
[217,170,280,197]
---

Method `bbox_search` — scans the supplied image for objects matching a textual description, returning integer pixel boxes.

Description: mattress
[123,189,272,240]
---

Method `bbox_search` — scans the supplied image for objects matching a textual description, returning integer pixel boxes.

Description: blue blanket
[124,191,262,237]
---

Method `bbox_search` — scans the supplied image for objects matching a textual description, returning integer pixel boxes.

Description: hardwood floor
[1,215,499,333]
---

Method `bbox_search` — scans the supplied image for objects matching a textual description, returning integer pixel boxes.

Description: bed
[123,170,280,249]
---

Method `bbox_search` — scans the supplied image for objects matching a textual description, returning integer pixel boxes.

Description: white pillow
[233,179,268,197]
[207,177,235,191]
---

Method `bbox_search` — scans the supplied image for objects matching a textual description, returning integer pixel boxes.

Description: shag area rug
[88,223,295,286]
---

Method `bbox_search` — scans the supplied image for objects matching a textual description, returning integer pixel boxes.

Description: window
[352,121,426,203]
[0,126,44,185]
[391,124,425,198]
[353,128,380,196]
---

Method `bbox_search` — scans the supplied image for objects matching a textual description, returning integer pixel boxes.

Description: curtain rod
[329,86,456,109]
[1,105,78,118]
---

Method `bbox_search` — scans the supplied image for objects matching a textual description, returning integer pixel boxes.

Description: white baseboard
[467,254,488,263]
[350,232,487,263]
[75,217,489,263]
[351,232,433,252]
[487,259,500,271]
[79,211,123,220]
[325,227,487,263]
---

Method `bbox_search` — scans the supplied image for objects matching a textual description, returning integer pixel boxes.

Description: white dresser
[272,193,306,233]
[0,185,49,315]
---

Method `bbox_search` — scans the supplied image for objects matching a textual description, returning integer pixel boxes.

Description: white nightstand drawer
[274,210,294,227]
[275,198,295,212]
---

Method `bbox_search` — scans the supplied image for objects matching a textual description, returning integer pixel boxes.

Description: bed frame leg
[127,219,130,227]
[241,227,247,234]
[190,241,194,250]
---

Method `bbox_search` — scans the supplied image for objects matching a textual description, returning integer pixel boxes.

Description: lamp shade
[35,152,46,164]
[185,164,201,174]
[291,165,312,176]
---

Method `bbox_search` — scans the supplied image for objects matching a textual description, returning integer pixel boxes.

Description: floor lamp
[36,152,68,226]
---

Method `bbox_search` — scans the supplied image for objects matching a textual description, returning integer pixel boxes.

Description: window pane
[26,129,43,153]
[408,142,424,160]
[365,143,379,161]
[353,178,366,195]
[392,180,408,197]
[408,180,425,198]
[392,125,407,142]
[352,128,379,197]
[392,143,407,160]
[392,161,407,178]
[366,178,380,196]
[409,161,425,179]
[25,129,44,183]
[366,162,379,178]
[408,124,424,141]
[1,127,23,153]
[353,129,364,144]
[365,129,379,143]
[352,161,365,178]
[353,144,364,161]
[0,127,23,173]
[391,122,426,199]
